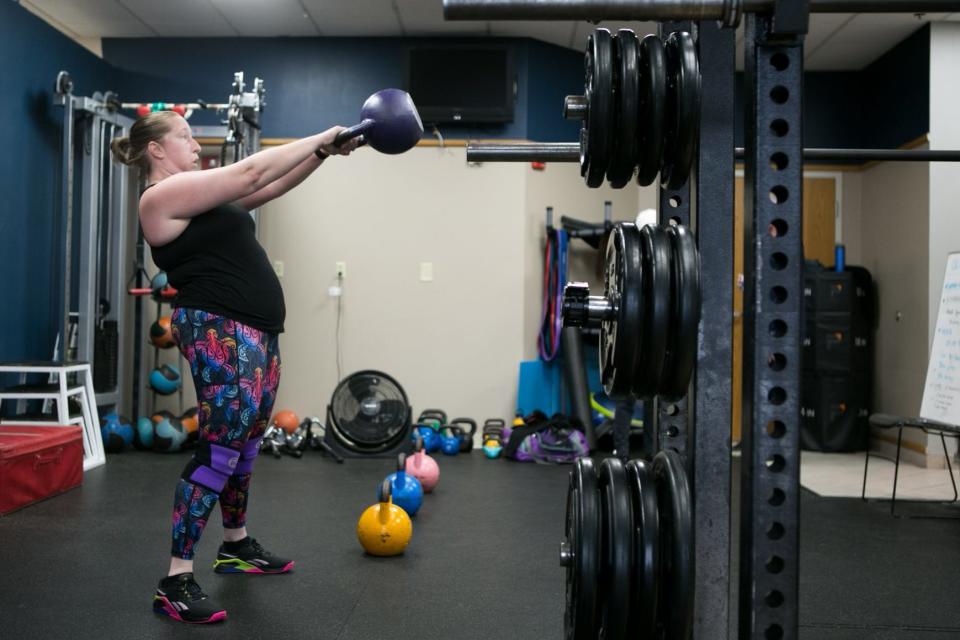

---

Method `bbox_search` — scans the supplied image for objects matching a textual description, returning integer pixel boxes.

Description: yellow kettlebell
[357,478,413,556]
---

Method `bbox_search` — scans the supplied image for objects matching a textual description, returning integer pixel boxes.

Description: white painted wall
[923,22,960,464]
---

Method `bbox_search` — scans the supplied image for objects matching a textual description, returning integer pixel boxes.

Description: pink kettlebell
[405,434,439,493]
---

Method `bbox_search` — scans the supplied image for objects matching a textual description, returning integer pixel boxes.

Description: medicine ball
[149,316,176,349]
[100,413,133,453]
[181,407,199,441]
[150,271,168,295]
[135,416,155,449]
[149,364,181,395]
[273,410,299,434]
[154,417,188,453]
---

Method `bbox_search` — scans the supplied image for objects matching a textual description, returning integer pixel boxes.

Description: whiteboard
[920,252,960,424]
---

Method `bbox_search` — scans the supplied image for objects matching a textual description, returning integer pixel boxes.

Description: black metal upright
[692,19,735,640]
[739,3,807,639]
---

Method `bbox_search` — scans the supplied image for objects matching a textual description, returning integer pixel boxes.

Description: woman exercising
[111,111,359,624]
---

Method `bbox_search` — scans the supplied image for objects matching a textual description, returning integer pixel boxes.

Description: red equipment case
[0,425,84,515]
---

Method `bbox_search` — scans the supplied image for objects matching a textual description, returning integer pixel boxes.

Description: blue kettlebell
[378,453,423,517]
[412,423,441,453]
[439,426,461,456]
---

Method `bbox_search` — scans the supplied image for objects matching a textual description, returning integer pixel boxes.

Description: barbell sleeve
[465,142,960,164]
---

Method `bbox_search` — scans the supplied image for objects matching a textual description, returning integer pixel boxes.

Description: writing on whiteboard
[920,253,960,423]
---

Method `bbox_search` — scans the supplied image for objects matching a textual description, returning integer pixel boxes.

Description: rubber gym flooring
[0,450,958,639]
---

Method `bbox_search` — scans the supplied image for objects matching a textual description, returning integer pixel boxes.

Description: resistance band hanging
[538,227,568,361]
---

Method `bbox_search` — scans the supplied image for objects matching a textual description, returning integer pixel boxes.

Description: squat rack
[446,1,960,638]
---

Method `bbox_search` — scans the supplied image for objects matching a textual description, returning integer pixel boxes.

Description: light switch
[420,262,434,282]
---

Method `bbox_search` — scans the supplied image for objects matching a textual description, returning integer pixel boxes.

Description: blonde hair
[110,110,180,173]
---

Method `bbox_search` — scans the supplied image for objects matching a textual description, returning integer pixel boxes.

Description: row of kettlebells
[356,435,439,556]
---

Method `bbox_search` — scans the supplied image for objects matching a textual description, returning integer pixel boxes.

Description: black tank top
[146,189,285,333]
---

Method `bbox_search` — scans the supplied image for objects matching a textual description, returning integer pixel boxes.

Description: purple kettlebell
[334,89,423,154]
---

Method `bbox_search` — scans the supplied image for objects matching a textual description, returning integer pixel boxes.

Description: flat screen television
[407,46,515,124]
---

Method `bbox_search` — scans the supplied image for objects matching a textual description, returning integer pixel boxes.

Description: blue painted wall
[0,2,116,368]
[104,36,590,142]
[735,24,929,152]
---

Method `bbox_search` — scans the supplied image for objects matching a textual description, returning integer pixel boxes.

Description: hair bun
[110,136,132,165]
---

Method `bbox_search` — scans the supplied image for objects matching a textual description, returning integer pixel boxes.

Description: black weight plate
[597,457,633,640]
[636,34,666,187]
[625,458,659,638]
[634,224,671,398]
[600,223,644,398]
[564,458,600,640]
[581,29,614,188]
[653,450,693,640]
[659,225,702,400]
[660,32,701,191]
[606,30,640,188]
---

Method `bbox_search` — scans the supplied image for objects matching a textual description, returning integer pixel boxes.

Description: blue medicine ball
[100,413,133,453]
[149,364,181,395]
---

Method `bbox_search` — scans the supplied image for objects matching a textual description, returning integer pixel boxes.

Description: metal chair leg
[891,428,903,518]
[940,433,958,503]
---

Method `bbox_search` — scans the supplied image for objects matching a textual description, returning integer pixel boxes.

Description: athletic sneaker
[213,536,295,574]
[153,572,227,624]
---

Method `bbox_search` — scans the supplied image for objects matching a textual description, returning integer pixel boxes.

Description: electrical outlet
[336,261,347,279]
[273,260,284,278]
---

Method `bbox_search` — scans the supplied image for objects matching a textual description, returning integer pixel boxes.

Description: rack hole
[766,555,785,574]
[770,153,789,171]
[769,186,789,204]
[768,386,787,405]
[768,353,787,371]
[769,320,788,337]
[769,218,788,237]
[766,420,786,438]
[765,590,785,608]
[767,522,785,540]
[766,454,786,472]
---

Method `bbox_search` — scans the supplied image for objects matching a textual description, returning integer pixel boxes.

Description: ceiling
[19,0,960,70]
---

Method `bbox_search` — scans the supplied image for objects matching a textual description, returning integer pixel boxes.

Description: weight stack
[800,262,875,451]
[93,321,119,393]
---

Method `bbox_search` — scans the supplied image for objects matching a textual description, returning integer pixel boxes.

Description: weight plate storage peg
[597,457,633,640]
[653,449,694,640]
[606,30,641,189]
[561,457,601,640]
[581,28,614,188]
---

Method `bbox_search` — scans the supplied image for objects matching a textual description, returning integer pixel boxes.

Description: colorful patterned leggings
[168,308,281,560]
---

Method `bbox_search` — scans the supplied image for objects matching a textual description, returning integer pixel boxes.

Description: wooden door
[732,176,837,442]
